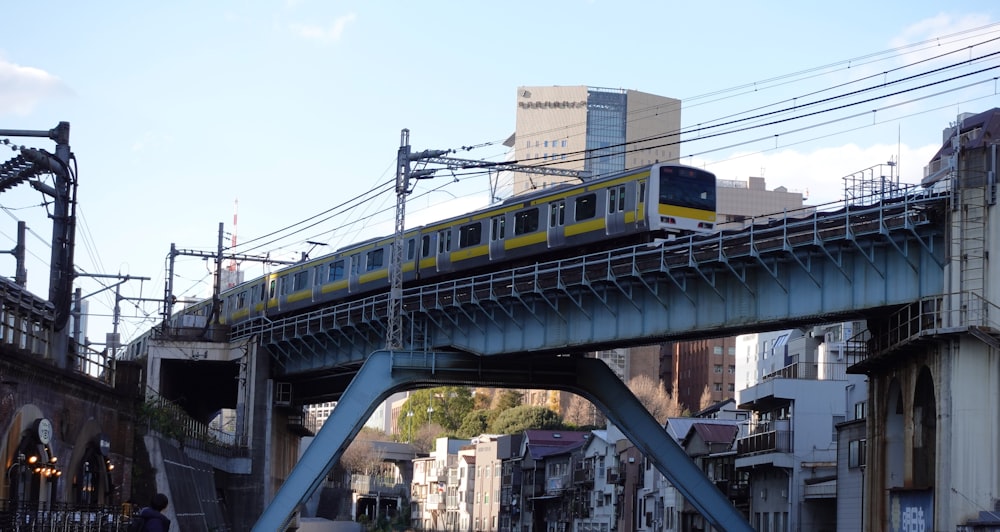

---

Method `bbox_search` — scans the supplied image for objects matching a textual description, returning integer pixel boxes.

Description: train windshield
[658,165,716,211]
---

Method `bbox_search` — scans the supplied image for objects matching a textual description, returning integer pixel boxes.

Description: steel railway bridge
[244,183,957,531]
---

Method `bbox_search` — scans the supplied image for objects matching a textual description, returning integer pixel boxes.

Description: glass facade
[584,88,627,177]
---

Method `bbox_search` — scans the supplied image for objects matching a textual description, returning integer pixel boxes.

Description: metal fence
[0,501,134,532]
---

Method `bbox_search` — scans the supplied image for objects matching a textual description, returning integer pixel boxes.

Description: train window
[438,230,452,253]
[313,265,325,286]
[638,181,646,204]
[490,215,506,240]
[576,194,596,221]
[237,291,246,309]
[328,260,345,282]
[279,275,290,296]
[406,238,416,260]
[421,235,432,257]
[513,208,539,235]
[608,185,626,213]
[459,223,482,248]
[366,248,385,271]
[549,200,565,227]
[293,271,309,291]
[268,279,276,299]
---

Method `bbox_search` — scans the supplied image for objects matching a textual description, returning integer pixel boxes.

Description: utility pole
[0,123,76,368]
[1,221,28,285]
[387,130,447,351]
[162,228,298,326]
[74,273,152,359]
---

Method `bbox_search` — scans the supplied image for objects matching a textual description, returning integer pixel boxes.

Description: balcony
[804,479,837,499]
[737,430,793,456]
[761,357,857,382]
[573,467,595,485]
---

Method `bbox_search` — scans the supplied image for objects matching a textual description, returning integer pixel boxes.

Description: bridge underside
[253,350,754,532]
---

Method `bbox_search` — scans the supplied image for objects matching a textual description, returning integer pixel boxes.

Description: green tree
[457,410,490,438]
[493,389,523,410]
[489,405,563,434]
[399,386,474,441]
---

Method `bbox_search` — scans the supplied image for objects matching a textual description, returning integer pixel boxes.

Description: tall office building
[512,86,681,195]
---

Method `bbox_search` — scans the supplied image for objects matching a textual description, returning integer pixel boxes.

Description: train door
[436,228,453,273]
[419,233,436,279]
[635,179,648,230]
[265,274,279,312]
[489,214,506,261]
[348,254,361,294]
[606,183,627,235]
[250,281,266,319]
[548,199,566,247]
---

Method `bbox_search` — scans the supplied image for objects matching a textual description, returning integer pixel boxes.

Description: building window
[714,383,722,392]
[728,346,736,355]
[713,346,723,355]
[728,365,736,374]
[855,400,868,420]
[714,365,723,373]
[849,439,867,468]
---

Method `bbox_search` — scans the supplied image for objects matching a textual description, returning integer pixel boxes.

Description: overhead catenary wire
[10,27,996,344]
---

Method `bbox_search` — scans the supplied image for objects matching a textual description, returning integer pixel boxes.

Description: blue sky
[2,1,999,345]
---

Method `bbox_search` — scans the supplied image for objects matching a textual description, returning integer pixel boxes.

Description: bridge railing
[858,291,1000,359]
[142,389,249,457]
[0,500,132,531]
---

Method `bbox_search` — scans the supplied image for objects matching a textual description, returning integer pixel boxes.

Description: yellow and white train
[175,162,716,327]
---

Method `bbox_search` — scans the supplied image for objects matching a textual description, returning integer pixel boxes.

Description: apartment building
[735,322,867,531]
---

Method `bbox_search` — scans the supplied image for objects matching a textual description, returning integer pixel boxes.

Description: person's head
[151,493,168,512]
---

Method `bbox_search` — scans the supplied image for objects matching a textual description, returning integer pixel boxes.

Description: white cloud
[0,57,71,116]
[289,13,357,43]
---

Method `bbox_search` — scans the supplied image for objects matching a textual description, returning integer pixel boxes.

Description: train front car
[651,163,717,235]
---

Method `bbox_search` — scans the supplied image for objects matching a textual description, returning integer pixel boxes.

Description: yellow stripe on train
[659,204,715,222]
[506,231,547,249]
